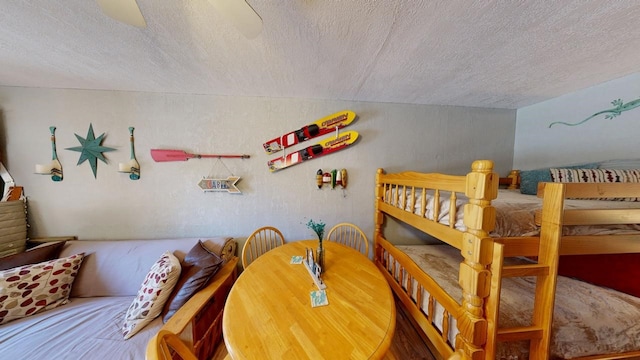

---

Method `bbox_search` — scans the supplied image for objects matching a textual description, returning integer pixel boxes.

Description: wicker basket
[0,199,27,258]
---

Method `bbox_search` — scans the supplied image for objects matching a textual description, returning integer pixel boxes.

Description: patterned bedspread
[395,244,640,359]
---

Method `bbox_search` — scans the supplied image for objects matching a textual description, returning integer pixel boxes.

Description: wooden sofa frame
[146,257,238,360]
[373,160,640,360]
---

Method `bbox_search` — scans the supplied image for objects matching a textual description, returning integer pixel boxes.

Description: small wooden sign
[303,248,326,290]
[197,176,241,193]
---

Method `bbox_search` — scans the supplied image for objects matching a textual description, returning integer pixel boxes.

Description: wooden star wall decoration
[66,123,116,178]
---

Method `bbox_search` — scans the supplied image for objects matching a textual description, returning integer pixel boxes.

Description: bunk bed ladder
[489,183,565,359]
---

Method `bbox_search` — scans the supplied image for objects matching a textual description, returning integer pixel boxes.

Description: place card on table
[310,290,329,307]
[291,255,303,264]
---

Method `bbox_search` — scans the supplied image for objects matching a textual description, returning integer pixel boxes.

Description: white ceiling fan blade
[208,0,263,39]
[96,0,147,28]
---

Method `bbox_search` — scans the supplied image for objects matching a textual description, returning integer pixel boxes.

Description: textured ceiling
[2,1,640,109]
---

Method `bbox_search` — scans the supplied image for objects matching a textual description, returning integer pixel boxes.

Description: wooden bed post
[454,160,498,360]
[374,169,385,261]
[507,169,520,190]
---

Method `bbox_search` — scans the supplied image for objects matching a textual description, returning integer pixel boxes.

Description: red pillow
[558,254,640,297]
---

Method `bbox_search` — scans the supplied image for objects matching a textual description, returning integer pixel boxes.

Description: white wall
[0,86,515,246]
[514,72,640,169]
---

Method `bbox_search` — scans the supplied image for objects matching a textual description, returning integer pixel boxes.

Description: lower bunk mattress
[392,244,640,359]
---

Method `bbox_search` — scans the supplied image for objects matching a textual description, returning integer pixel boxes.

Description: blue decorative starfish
[66,124,116,178]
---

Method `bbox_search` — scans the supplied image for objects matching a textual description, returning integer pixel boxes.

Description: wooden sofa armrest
[146,256,239,360]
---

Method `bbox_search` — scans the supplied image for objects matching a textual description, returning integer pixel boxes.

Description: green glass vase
[316,242,325,273]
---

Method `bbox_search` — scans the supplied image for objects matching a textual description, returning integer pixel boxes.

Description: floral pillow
[0,253,85,325]
[122,251,181,339]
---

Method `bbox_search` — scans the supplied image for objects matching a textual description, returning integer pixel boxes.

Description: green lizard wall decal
[548,97,640,128]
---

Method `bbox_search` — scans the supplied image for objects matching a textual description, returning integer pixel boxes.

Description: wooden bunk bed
[373,160,640,360]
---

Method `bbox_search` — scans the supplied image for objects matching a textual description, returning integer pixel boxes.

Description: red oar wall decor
[151,149,250,194]
[150,149,250,162]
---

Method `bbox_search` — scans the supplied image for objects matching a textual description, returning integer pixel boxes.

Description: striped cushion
[549,168,640,201]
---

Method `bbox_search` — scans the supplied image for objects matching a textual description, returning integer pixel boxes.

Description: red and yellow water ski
[268,130,359,172]
[263,110,356,155]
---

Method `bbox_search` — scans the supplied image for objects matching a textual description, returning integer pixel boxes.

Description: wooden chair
[242,226,285,268]
[326,222,369,256]
[147,330,197,360]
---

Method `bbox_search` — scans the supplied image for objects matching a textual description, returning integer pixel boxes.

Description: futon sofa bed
[0,237,238,360]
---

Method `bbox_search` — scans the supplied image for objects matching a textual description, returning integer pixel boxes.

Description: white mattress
[0,296,161,360]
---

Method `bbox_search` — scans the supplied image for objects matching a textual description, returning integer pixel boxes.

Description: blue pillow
[519,163,598,195]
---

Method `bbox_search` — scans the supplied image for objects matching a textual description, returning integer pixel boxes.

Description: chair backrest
[242,226,285,268]
[147,330,197,360]
[326,223,369,256]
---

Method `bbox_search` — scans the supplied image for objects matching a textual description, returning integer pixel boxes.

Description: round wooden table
[222,240,396,359]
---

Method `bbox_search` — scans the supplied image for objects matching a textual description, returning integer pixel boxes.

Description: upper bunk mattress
[385,188,640,237]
